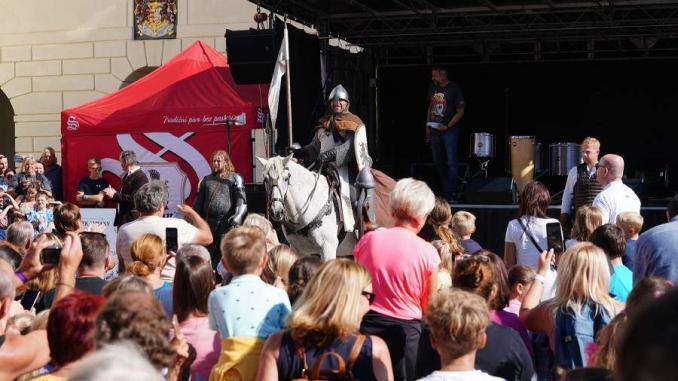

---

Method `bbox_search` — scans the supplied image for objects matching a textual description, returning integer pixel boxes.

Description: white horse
[257,155,357,260]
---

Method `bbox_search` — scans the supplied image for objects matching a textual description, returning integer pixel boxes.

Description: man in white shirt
[116,180,213,281]
[560,137,603,232]
[592,154,641,225]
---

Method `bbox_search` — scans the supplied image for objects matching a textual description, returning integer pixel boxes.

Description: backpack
[555,302,611,371]
[293,335,366,381]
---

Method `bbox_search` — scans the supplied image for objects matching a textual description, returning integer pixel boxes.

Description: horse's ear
[282,154,294,165]
[256,156,268,167]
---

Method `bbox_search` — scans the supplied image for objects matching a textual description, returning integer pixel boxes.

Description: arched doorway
[0,90,15,160]
[120,66,158,89]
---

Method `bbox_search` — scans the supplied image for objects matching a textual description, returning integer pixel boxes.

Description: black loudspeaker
[463,177,514,204]
[225,29,278,84]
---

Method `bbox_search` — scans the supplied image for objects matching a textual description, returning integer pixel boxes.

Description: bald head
[597,154,625,185]
[602,154,624,178]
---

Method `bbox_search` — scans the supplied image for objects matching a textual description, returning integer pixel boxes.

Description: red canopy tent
[61,41,265,207]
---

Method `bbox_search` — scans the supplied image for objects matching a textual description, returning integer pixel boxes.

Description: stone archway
[120,66,158,89]
[0,90,15,160]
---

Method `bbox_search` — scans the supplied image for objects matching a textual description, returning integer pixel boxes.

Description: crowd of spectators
[0,146,677,381]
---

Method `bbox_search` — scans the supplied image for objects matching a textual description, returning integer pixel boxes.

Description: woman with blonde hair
[566,205,603,248]
[520,243,623,371]
[256,259,392,381]
[127,233,172,314]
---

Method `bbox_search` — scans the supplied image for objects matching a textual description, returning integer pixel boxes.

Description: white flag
[268,27,289,129]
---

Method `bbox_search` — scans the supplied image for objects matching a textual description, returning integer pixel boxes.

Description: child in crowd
[208,226,291,380]
[431,240,453,291]
[567,205,603,249]
[616,211,643,270]
[589,224,633,302]
[286,255,322,306]
[504,265,535,316]
[451,211,482,255]
[420,288,503,381]
[261,244,299,290]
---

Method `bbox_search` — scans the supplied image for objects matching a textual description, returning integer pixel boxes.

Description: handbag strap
[296,345,311,378]
[345,335,366,374]
[517,217,544,253]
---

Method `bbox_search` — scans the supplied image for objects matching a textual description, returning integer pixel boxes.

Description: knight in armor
[560,137,603,232]
[293,84,378,235]
[193,150,247,267]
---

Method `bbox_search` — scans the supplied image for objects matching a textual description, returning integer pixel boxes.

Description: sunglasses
[361,290,376,305]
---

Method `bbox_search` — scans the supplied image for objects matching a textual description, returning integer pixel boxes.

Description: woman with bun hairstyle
[127,233,172,314]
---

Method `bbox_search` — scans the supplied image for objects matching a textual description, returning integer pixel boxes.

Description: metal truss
[255,0,678,62]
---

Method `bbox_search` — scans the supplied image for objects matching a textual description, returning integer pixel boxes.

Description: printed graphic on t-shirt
[431,92,448,118]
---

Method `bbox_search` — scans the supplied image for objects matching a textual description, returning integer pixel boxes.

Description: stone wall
[0,0,257,161]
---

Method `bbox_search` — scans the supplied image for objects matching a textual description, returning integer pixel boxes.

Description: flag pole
[283,20,293,148]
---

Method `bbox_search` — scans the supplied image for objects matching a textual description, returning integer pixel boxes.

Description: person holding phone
[76,158,108,208]
[504,181,559,300]
[116,180,212,281]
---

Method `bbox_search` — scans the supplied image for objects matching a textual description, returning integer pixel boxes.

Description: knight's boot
[362,187,379,232]
[355,168,378,235]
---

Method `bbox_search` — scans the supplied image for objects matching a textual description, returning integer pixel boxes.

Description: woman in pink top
[173,251,220,381]
[354,178,439,381]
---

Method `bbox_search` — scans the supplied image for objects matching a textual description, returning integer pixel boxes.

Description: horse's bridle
[265,166,290,223]
[265,162,330,234]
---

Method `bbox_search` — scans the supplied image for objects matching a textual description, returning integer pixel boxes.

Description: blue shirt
[154,282,173,316]
[634,217,678,285]
[622,239,636,269]
[208,274,290,339]
[461,238,483,255]
[609,264,633,302]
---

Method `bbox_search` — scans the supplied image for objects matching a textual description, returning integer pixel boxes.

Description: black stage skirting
[450,204,668,255]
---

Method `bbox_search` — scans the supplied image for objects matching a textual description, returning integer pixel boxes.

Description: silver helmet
[328,84,349,103]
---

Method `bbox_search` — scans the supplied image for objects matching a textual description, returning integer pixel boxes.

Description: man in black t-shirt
[427,67,465,202]
[76,157,108,208]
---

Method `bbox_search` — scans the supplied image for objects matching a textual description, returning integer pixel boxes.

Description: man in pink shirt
[355,178,439,381]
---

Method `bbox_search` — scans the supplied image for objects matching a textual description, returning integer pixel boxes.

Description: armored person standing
[193,150,247,266]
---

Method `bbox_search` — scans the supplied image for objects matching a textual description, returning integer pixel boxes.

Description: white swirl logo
[66,116,79,131]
